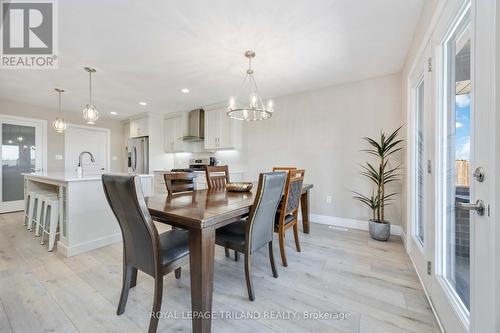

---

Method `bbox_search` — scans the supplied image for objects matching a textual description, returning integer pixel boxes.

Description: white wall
[173,73,404,226]
[0,98,125,172]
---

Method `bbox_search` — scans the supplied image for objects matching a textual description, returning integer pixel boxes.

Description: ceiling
[0,0,423,119]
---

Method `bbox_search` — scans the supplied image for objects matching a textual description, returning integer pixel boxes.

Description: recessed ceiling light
[139,102,147,106]
[181,88,190,93]
[110,111,118,115]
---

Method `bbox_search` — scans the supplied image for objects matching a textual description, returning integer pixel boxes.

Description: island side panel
[62,180,121,257]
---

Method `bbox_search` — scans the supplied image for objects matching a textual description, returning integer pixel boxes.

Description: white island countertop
[153,169,243,174]
[23,172,153,182]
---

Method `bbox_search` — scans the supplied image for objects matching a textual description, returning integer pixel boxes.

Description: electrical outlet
[55,154,63,160]
[326,195,332,204]
[112,156,118,161]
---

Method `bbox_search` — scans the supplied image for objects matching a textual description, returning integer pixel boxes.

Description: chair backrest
[164,171,196,195]
[102,174,159,276]
[246,172,286,253]
[272,167,297,171]
[282,169,305,216]
[205,165,230,189]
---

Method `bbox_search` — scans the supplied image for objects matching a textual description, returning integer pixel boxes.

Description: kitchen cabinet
[164,115,187,153]
[129,117,149,137]
[204,108,241,150]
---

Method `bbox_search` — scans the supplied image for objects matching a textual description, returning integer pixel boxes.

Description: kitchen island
[23,172,153,257]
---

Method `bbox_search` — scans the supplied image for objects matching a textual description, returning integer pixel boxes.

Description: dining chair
[275,169,305,267]
[164,171,196,195]
[215,171,286,301]
[205,165,230,189]
[102,174,189,333]
[272,167,297,171]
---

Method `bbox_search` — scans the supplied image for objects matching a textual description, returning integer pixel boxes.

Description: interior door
[0,116,44,213]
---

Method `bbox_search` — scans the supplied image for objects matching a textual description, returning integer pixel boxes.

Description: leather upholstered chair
[102,174,189,333]
[215,171,286,301]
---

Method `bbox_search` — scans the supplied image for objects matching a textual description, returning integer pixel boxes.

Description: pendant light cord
[58,91,61,114]
[89,71,92,105]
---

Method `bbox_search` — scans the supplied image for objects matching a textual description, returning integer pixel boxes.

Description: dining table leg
[188,226,216,333]
[300,190,311,234]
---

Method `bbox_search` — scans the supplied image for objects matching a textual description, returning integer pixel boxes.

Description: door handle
[457,200,485,216]
[31,168,42,172]
[133,146,137,171]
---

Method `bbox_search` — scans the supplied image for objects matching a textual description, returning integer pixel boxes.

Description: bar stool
[24,191,34,226]
[38,195,60,252]
[27,190,55,231]
[34,192,58,237]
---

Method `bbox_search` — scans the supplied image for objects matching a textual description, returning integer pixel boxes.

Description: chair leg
[130,267,138,288]
[293,223,301,252]
[148,276,163,333]
[48,205,59,252]
[117,264,134,315]
[225,247,230,258]
[244,253,255,301]
[268,241,278,278]
[278,230,288,267]
[234,251,239,262]
[174,267,181,279]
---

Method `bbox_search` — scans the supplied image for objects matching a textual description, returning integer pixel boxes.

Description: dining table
[146,183,313,333]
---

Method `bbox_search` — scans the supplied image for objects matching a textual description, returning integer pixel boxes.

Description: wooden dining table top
[146,183,313,230]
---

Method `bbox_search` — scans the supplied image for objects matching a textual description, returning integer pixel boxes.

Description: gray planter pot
[369,219,390,241]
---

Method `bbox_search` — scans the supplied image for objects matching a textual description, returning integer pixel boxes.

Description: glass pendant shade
[83,104,99,124]
[53,117,66,133]
[52,88,66,133]
[227,50,273,121]
[83,67,99,124]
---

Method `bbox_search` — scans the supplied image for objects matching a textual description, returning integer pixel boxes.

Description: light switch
[112,156,118,161]
[55,154,63,160]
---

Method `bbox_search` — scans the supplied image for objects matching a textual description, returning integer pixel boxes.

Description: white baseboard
[399,228,407,249]
[310,214,403,236]
[407,253,445,333]
[57,233,122,257]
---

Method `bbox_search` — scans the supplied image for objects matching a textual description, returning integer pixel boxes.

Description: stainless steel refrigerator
[127,136,149,174]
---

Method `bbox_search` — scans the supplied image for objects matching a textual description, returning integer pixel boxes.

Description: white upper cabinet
[164,115,187,153]
[204,108,241,150]
[204,109,220,150]
[129,117,149,137]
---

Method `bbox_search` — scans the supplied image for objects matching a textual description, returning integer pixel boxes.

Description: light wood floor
[0,212,439,333]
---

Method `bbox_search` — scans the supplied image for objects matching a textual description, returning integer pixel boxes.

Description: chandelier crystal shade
[82,67,99,124]
[227,50,273,121]
[53,88,66,133]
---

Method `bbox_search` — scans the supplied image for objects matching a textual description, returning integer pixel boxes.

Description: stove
[189,158,210,171]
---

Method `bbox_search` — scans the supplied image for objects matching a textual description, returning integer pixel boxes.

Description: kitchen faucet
[78,151,95,172]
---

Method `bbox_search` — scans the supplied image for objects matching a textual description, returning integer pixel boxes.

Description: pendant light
[53,88,66,133]
[82,67,99,124]
[227,50,274,121]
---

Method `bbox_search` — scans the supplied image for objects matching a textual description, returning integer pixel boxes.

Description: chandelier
[82,67,99,124]
[227,50,273,121]
[53,88,66,133]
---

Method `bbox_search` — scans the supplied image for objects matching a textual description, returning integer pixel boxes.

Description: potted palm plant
[353,126,403,241]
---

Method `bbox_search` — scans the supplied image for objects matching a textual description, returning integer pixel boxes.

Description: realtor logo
[1,0,58,69]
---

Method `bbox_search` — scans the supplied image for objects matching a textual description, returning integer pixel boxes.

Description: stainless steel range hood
[181,108,204,142]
